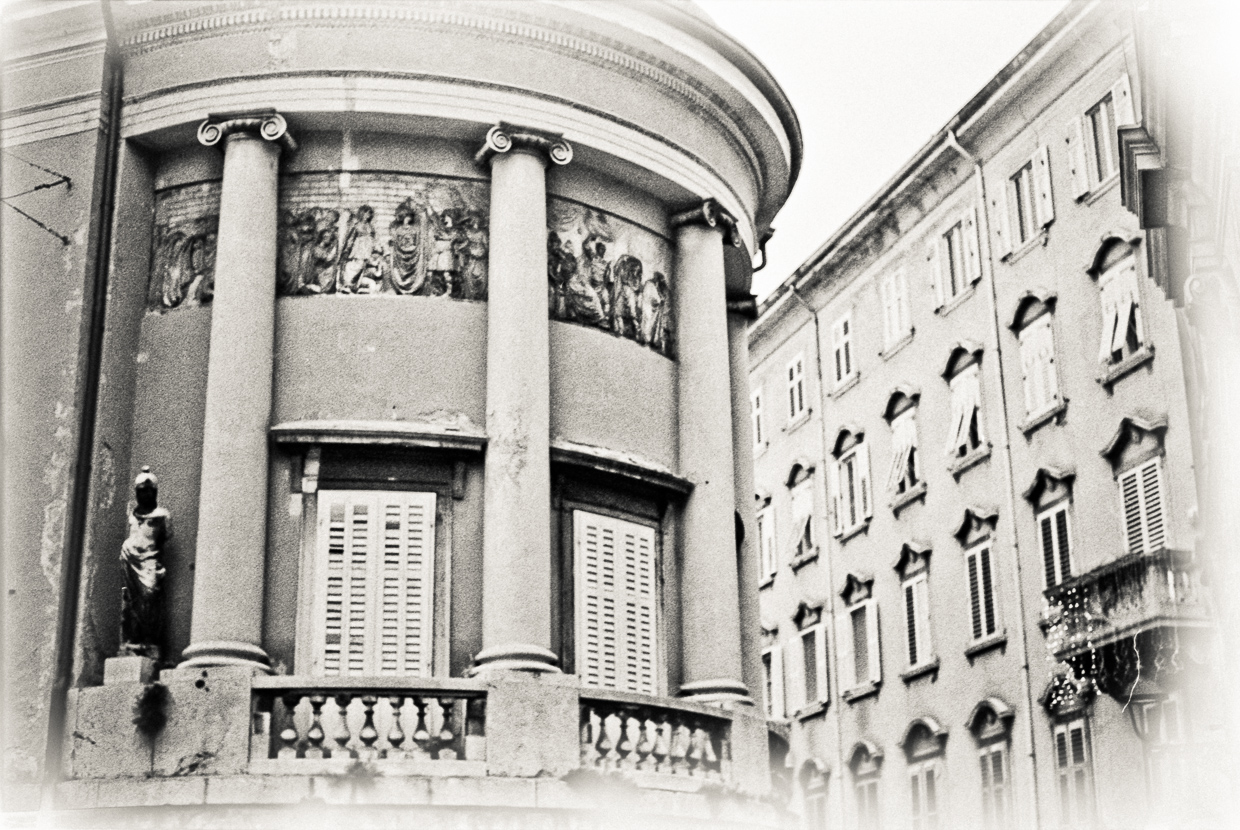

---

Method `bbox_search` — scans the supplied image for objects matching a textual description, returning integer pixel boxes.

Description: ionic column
[470,124,572,674]
[727,293,765,699]
[181,112,296,672]
[673,200,749,702]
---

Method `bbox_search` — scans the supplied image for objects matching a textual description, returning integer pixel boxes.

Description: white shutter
[991,187,1012,259]
[314,491,435,677]
[1067,118,1090,198]
[964,207,982,283]
[1141,459,1166,552]
[836,610,854,690]
[1033,145,1055,227]
[879,276,895,346]
[815,626,829,703]
[855,442,872,519]
[865,601,882,683]
[914,578,931,664]
[575,510,658,695]
[831,461,844,535]
[1112,73,1136,126]
[1120,467,1145,555]
[1098,275,1120,362]
[1020,329,1040,415]
[898,269,911,333]
[928,239,945,307]
[1041,321,1059,403]
[771,643,785,719]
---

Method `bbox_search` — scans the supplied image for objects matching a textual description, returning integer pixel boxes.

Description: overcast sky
[695,0,1070,299]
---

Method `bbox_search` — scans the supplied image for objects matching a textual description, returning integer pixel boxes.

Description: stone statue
[119,466,169,659]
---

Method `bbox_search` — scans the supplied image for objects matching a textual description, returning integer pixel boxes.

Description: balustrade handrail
[1043,547,1194,602]
[578,688,735,722]
[253,675,487,695]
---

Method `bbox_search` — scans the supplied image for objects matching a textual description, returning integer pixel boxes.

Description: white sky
[696,0,1070,300]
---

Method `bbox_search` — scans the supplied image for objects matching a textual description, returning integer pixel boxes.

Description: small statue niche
[119,466,169,660]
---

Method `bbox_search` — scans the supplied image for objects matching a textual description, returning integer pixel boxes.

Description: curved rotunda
[2,0,801,825]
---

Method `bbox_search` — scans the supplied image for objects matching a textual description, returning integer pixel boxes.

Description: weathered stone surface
[203,774,311,805]
[483,674,579,778]
[351,775,432,806]
[151,666,252,777]
[55,778,99,810]
[725,707,771,795]
[429,775,537,808]
[93,776,206,808]
[103,656,156,685]
[67,683,153,779]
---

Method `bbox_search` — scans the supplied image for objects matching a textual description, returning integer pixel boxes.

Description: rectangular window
[979,744,1012,830]
[833,313,855,385]
[313,490,437,677]
[946,366,984,458]
[1019,314,1059,418]
[1010,162,1036,245]
[851,605,869,684]
[805,787,827,830]
[1068,75,1134,199]
[762,644,785,719]
[758,507,776,580]
[1098,259,1145,363]
[788,354,806,420]
[833,442,872,535]
[751,389,765,451]
[1038,504,1073,589]
[942,222,966,300]
[839,599,881,690]
[1119,457,1166,556]
[880,270,911,348]
[966,545,998,641]
[856,778,880,830]
[800,624,828,706]
[903,574,931,667]
[792,477,816,560]
[1087,94,1117,183]
[1054,719,1095,827]
[909,761,940,830]
[1138,695,1187,799]
[887,408,920,495]
[574,510,658,695]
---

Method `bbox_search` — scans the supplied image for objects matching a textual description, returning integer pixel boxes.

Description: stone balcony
[1040,548,1212,698]
[55,669,782,828]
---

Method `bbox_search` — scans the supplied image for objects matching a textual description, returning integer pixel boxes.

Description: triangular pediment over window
[1022,466,1075,509]
[839,572,874,605]
[953,506,998,546]
[1100,415,1167,471]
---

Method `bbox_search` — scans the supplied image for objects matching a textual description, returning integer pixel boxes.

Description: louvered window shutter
[967,549,984,640]
[991,187,1012,259]
[1040,514,1058,589]
[1141,460,1166,552]
[836,610,855,690]
[1055,508,1073,582]
[377,492,436,676]
[914,578,930,664]
[770,644,785,719]
[964,207,982,283]
[575,510,658,695]
[857,442,872,519]
[928,240,945,308]
[1120,467,1146,555]
[904,583,919,666]
[1112,73,1136,126]
[831,461,844,535]
[865,601,882,683]
[1033,145,1055,227]
[851,605,869,684]
[1067,118,1090,198]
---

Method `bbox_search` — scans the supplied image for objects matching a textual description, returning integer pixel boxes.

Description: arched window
[899,718,948,830]
[848,741,883,830]
[830,426,871,538]
[883,388,922,505]
[967,698,1016,830]
[1089,237,1148,369]
[1009,291,1063,430]
[942,343,987,470]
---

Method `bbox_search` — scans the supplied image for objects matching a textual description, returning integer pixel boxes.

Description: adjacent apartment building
[749,3,1229,828]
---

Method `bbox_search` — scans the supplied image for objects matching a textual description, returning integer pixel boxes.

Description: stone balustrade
[578,689,732,780]
[250,676,486,773]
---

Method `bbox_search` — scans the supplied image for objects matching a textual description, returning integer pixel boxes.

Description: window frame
[1069,74,1134,200]
[762,641,786,720]
[908,757,942,830]
[1118,456,1167,556]
[1017,312,1061,420]
[979,742,1013,830]
[788,353,808,422]
[832,438,872,536]
[751,388,766,452]
[994,146,1054,259]
[880,269,912,350]
[791,475,817,562]
[1037,502,1074,590]
[964,542,999,642]
[1053,717,1096,827]
[798,621,829,710]
[902,572,932,669]
[757,505,777,582]
[887,406,921,496]
[1010,161,1037,246]
[946,364,985,459]
[1097,255,1147,365]
[839,597,882,693]
[832,312,856,387]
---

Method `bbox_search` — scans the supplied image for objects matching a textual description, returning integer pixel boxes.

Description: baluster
[718,730,733,782]
[277,692,302,759]
[685,718,704,777]
[669,714,689,775]
[438,697,458,760]
[615,711,635,770]
[357,695,379,761]
[635,713,656,771]
[304,694,328,759]
[651,713,671,773]
[700,720,719,779]
[386,696,407,759]
[596,710,616,771]
[411,697,433,760]
[580,706,597,767]
[333,693,355,759]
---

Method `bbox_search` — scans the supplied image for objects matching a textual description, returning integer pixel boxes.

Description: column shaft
[474,148,558,673]
[729,310,764,698]
[182,132,280,670]
[675,222,747,701]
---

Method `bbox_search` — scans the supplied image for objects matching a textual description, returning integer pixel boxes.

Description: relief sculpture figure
[566,238,607,327]
[583,235,613,325]
[308,209,341,294]
[427,208,461,297]
[547,232,572,317]
[119,466,169,659]
[456,210,488,300]
[278,210,318,295]
[387,198,427,295]
[337,205,376,294]
[640,270,670,352]
[611,254,643,339]
[150,219,218,310]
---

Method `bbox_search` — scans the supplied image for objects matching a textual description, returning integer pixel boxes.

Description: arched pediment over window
[1039,673,1097,719]
[1100,415,1167,470]
[1008,289,1057,330]
[966,697,1016,741]
[786,458,815,487]
[831,424,865,457]
[892,541,932,578]
[847,740,883,774]
[942,340,983,380]
[1086,232,1142,279]
[882,385,921,421]
[1021,466,1075,507]
[839,572,874,605]
[953,505,999,545]
[898,717,948,760]
[798,757,830,790]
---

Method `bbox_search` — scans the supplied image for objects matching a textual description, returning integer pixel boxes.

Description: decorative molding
[892,541,932,578]
[1021,466,1076,504]
[948,443,991,479]
[474,122,572,168]
[0,93,101,148]
[828,371,861,399]
[966,697,1016,738]
[890,481,927,517]
[549,439,691,496]
[942,340,983,380]
[964,632,1008,662]
[899,659,940,685]
[1008,289,1057,330]
[1097,344,1155,390]
[197,109,297,153]
[1018,399,1068,436]
[1099,414,1168,466]
[897,716,947,754]
[842,682,881,705]
[953,505,998,544]
[839,572,874,605]
[670,198,742,248]
[269,419,486,453]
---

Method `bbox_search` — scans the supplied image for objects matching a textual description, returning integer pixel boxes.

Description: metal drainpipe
[787,284,847,827]
[41,0,123,806]
[945,128,1043,830]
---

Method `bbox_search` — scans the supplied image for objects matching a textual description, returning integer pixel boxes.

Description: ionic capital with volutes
[474,122,573,168]
[197,109,298,153]
[671,198,743,248]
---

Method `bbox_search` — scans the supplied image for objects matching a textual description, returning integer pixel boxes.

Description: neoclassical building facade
[1,1,801,825]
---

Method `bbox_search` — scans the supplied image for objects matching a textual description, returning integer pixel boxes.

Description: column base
[678,678,753,705]
[467,643,561,676]
[179,641,272,673]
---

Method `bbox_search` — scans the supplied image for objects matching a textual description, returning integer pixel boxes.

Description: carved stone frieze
[547,199,673,356]
[147,182,220,312]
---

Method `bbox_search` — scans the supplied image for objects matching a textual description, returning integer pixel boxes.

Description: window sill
[1098,344,1155,390]
[880,330,915,361]
[759,574,775,591]
[835,518,871,544]
[783,410,813,433]
[899,657,940,684]
[890,481,927,517]
[829,372,860,399]
[752,441,769,459]
[948,443,992,479]
[842,681,881,704]
[1080,173,1121,206]
[794,700,829,722]
[790,550,819,572]
[1002,227,1050,264]
[934,285,976,317]
[964,631,1008,663]
[1019,399,1068,437]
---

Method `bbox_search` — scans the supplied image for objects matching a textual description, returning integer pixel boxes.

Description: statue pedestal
[104,655,156,685]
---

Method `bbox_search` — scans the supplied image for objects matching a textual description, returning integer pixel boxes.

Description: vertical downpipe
[41,0,123,806]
